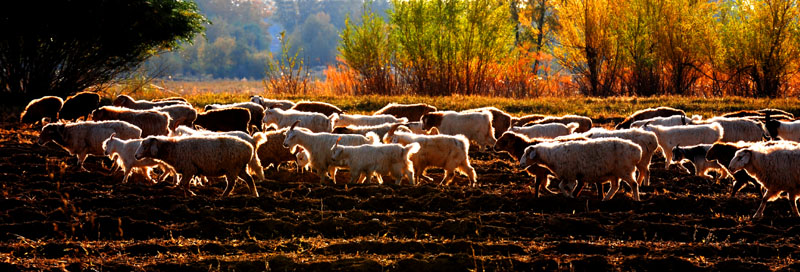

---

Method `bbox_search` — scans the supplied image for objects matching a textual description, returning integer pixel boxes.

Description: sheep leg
[637,161,651,187]
[351,171,364,184]
[249,158,265,181]
[571,180,585,198]
[602,179,621,201]
[76,153,89,172]
[462,164,478,187]
[559,180,574,196]
[753,189,779,218]
[121,168,132,184]
[790,193,800,217]
[238,171,259,197]
[440,171,455,186]
[622,173,641,201]
[730,172,750,197]
[177,174,196,196]
[221,175,237,197]
[405,169,415,186]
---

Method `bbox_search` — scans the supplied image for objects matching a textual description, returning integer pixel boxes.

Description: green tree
[339,2,395,95]
[289,12,340,67]
[0,0,206,101]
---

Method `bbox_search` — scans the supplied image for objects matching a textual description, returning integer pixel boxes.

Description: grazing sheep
[729,142,800,218]
[332,123,412,139]
[330,141,420,185]
[765,115,800,142]
[252,128,297,171]
[59,92,100,121]
[250,95,295,110]
[262,108,335,133]
[283,122,379,184]
[421,111,496,149]
[706,142,761,197]
[113,94,188,110]
[509,123,579,139]
[520,138,643,201]
[643,123,723,168]
[511,114,546,126]
[195,107,251,133]
[616,107,686,129]
[698,117,767,142]
[374,103,437,122]
[630,115,695,128]
[493,132,580,196]
[671,144,727,179]
[20,96,63,124]
[584,128,659,186]
[153,104,197,131]
[134,135,259,197]
[174,126,264,180]
[528,115,593,133]
[91,106,171,137]
[205,102,265,132]
[384,124,478,186]
[334,114,407,127]
[102,134,175,184]
[290,101,343,116]
[462,107,512,139]
[38,121,142,170]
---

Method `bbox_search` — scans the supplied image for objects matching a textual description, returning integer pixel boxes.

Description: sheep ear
[387,123,401,137]
[109,133,116,139]
[332,136,342,150]
[289,120,301,131]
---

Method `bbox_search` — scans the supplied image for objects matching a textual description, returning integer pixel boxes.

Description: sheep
[583,128,659,186]
[38,121,142,170]
[528,115,593,133]
[384,124,478,186]
[194,107,251,133]
[134,135,259,197]
[642,123,723,169]
[722,110,763,118]
[252,128,297,171]
[330,140,420,185]
[153,97,189,103]
[520,138,643,201]
[616,107,686,129]
[706,142,761,197]
[511,114,546,126]
[630,114,695,128]
[250,95,295,110]
[174,126,265,180]
[508,123,579,139]
[295,148,311,172]
[262,108,335,133]
[333,114,408,128]
[492,131,581,196]
[153,104,197,131]
[91,106,171,137]
[405,121,438,135]
[462,107,512,139]
[102,134,175,184]
[282,122,379,184]
[764,115,800,142]
[671,144,727,179]
[332,123,412,139]
[113,94,188,110]
[728,142,800,218]
[205,102,265,132]
[290,101,343,116]
[20,96,63,124]
[758,108,794,119]
[374,103,437,122]
[421,111,496,149]
[698,117,767,142]
[58,92,100,121]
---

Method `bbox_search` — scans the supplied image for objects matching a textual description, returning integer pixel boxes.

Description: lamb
[58,92,100,121]
[20,96,63,124]
[421,111,495,149]
[290,101,343,116]
[250,95,295,110]
[630,114,694,128]
[38,121,142,170]
[262,108,335,133]
[102,134,175,184]
[113,94,188,110]
[642,123,723,169]
[462,107,512,138]
[705,142,760,196]
[764,115,800,142]
[194,107,251,133]
[134,135,259,197]
[728,142,800,218]
[520,138,643,201]
[373,103,437,122]
[511,114,546,126]
[698,117,767,142]
[508,123,579,139]
[332,123,412,139]
[493,131,579,196]
[330,140,420,185]
[384,124,478,186]
[583,128,659,186]
[252,128,297,171]
[616,107,686,129]
[174,126,265,180]
[91,106,171,137]
[333,114,408,127]
[528,115,593,133]
[671,144,727,179]
[205,102,265,132]
[153,104,197,131]
[295,148,311,172]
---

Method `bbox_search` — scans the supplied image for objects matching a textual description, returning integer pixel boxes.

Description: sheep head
[764,114,781,140]
[113,95,133,107]
[671,145,685,162]
[135,137,161,160]
[728,149,752,173]
[330,137,344,162]
[102,133,117,156]
[519,145,538,168]
[38,123,66,146]
[421,112,443,130]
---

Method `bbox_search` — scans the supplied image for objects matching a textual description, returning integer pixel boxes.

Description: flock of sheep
[17,92,800,218]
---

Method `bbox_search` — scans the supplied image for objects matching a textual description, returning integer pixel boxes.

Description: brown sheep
[615,107,685,129]
[252,128,298,171]
[59,92,100,121]
[91,106,171,137]
[374,103,437,122]
[20,96,63,124]
[706,142,762,197]
[194,107,251,133]
[205,102,265,132]
[512,114,546,126]
[290,101,343,116]
[463,107,512,139]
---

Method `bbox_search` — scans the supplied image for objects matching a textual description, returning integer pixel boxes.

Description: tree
[0,0,206,102]
[339,2,396,95]
[289,12,340,67]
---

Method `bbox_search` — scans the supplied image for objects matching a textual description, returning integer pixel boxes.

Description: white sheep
[671,144,728,180]
[584,128,659,186]
[134,135,259,197]
[383,124,477,186]
[520,138,643,201]
[295,148,311,172]
[252,128,297,171]
[332,123,413,139]
[529,115,593,133]
[263,108,335,133]
[38,121,142,171]
[509,123,579,139]
[421,111,495,149]
[153,104,197,131]
[642,123,723,169]
[174,125,265,180]
[250,95,295,110]
[333,114,408,127]
[729,142,800,218]
[765,117,800,142]
[630,114,696,128]
[330,141,420,185]
[102,134,175,184]
[699,117,767,142]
